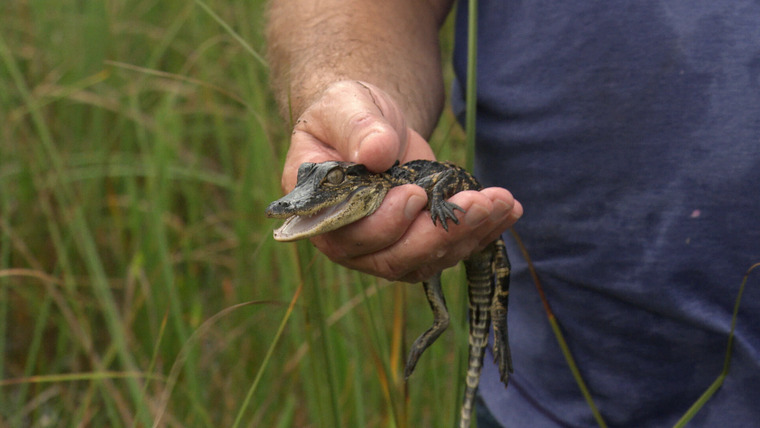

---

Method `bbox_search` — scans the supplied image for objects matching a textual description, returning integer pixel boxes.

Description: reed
[0,1,469,426]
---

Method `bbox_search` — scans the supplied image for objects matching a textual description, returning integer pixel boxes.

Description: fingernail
[404,194,428,220]
[465,204,489,227]
[491,200,510,220]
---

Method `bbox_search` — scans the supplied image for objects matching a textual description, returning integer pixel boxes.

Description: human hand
[280,80,522,282]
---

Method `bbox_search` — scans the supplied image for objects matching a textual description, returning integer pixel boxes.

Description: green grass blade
[547,315,607,428]
[462,2,479,424]
[0,31,153,428]
[232,283,302,428]
[465,0,478,172]
[298,242,343,427]
[153,300,266,427]
[672,262,759,428]
[193,0,268,68]
[511,230,608,428]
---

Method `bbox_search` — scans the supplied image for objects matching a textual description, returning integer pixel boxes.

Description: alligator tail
[460,247,496,428]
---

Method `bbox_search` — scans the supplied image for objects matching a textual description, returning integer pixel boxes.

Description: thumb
[295,81,407,172]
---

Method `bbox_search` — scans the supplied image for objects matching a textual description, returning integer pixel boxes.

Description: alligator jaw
[272,186,386,242]
[272,198,350,241]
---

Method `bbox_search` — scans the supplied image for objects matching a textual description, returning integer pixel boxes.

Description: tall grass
[0,1,470,426]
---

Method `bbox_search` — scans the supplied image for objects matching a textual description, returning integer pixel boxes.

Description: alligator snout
[265,199,293,218]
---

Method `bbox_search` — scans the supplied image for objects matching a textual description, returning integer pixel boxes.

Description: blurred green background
[0,1,472,426]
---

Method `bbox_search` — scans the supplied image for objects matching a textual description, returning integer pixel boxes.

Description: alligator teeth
[272,200,347,241]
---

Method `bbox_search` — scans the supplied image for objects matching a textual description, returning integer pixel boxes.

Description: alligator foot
[405,273,450,379]
[430,200,466,231]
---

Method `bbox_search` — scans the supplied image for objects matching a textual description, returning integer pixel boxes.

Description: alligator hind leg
[404,272,450,379]
[491,239,513,385]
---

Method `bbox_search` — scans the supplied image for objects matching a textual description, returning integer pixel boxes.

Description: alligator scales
[266,160,512,427]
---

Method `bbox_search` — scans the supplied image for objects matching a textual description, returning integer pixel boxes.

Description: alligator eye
[325,168,345,185]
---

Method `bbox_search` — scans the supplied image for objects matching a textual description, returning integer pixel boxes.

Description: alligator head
[265,161,391,241]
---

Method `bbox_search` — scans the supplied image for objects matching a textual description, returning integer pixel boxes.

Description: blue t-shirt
[452,1,760,427]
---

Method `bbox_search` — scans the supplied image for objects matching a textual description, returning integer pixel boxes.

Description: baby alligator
[266,160,512,427]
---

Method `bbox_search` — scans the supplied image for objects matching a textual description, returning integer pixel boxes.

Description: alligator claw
[430,200,465,231]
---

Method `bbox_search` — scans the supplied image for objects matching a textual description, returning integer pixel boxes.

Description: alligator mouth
[272,188,371,242]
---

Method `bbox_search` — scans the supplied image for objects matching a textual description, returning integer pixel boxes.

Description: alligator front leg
[415,169,469,231]
[404,272,450,379]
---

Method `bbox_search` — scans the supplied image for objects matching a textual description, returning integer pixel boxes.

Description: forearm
[266,0,454,137]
